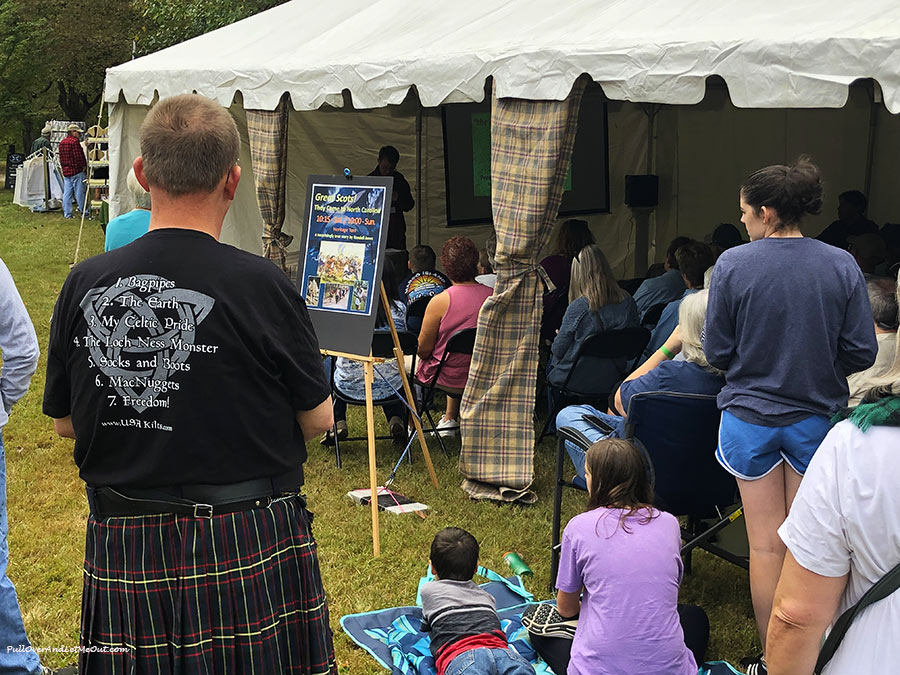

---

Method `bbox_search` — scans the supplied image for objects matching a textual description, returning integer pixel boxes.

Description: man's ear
[133,156,150,191]
[224,164,241,201]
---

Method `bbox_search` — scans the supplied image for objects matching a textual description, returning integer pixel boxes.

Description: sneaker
[521,603,578,638]
[435,417,460,438]
[740,654,767,675]
[388,416,407,445]
[320,420,348,446]
[43,666,78,675]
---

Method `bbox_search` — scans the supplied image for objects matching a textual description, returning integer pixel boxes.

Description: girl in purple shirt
[532,438,706,675]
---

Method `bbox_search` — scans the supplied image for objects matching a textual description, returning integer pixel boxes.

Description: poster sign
[5,150,24,190]
[298,174,393,356]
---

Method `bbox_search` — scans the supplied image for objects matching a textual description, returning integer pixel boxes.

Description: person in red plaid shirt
[58,124,86,218]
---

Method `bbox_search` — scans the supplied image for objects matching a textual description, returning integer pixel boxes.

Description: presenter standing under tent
[102,0,900,505]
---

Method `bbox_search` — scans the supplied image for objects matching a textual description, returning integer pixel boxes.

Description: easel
[321,282,439,556]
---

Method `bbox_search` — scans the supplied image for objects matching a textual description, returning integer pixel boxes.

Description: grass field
[0,190,758,671]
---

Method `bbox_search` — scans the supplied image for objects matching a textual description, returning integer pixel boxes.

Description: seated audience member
[104,167,151,251]
[546,245,639,409]
[529,438,708,675]
[324,263,408,445]
[416,237,492,436]
[847,232,889,274]
[881,222,900,269]
[556,290,723,480]
[540,219,595,342]
[401,244,451,332]
[640,241,715,363]
[816,189,878,250]
[475,233,497,289]
[704,222,744,258]
[645,262,666,278]
[420,528,535,675]
[847,274,898,405]
[632,236,693,317]
[767,275,900,674]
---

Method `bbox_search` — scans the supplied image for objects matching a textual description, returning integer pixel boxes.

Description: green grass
[0,190,758,671]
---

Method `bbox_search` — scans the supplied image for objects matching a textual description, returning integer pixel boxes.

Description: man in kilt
[43,94,337,675]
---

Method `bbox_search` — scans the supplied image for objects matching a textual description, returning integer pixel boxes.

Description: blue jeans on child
[554,404,625,482]
[0,432,42,674]
[445,646,535,675]
[62,171,86,218]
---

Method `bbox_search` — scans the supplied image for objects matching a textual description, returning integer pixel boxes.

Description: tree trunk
[57,81,100,122]
[20,117,33,155]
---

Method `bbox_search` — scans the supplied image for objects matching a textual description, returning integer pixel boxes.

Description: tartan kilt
[80,494,336,675]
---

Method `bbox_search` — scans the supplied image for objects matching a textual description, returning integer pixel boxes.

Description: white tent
[105,0,900,501]
[105,0,900,275]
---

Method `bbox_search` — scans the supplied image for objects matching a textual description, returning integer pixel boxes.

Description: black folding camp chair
[405,297,430,336]
[328,330,418,468]
[414,327,477,457]
[626,391,747,572]
[549,390,747,590]
[538,326,650,441]
[641,301,668,330]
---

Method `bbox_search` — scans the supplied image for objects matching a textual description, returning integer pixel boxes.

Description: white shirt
[779,420,900,675]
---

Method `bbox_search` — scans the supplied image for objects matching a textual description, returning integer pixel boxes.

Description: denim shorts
[715,409,831,480]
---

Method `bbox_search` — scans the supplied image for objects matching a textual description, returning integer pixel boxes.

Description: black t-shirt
[43,229,329,489]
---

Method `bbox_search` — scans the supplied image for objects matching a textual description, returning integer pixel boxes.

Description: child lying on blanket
[420,527,536,675]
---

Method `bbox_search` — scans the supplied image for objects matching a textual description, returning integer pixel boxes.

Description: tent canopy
[106,0,900,113]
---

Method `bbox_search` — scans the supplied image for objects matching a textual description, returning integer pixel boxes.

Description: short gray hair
[866,274,899,331]
[679,290,721,374]
[861,274,900,399]
[126,167,151,210]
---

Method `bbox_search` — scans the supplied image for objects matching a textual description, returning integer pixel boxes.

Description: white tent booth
[105,0,900,501]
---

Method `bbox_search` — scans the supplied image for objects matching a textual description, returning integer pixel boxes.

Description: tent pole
[863,82,879,199]
[415,104,423,246]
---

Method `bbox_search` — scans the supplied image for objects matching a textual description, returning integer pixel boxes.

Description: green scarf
[832,395,900,432]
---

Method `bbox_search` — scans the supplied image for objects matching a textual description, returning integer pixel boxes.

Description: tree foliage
[136,0,287,56]
[0,0,287,151]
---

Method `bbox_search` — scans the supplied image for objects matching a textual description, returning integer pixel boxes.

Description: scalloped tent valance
[105,0,900,113]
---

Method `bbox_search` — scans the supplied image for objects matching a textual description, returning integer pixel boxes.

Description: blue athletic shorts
[715,409,831,480]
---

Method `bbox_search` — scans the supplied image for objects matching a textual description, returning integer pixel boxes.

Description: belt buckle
[193,503,214,518]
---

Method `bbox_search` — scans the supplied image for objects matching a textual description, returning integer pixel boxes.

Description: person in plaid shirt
[44,95,337,675]
[58,124,86,218]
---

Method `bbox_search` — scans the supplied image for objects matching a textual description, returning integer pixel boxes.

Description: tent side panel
[671,86,871,244]
[283,105,417,260]
[868,106,900,226]
[108,101,149,221]
[220,105,265,255]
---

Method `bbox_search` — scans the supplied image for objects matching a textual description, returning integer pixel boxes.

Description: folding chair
[538,326,650,441]
[641,301,668,330]
[625,391,747,573]
[405,296,430,336]
[549,390,747,591]
[328,330,418,468]
[414,327,477,457]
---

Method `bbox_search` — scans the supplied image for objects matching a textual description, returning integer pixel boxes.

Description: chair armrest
[557,426,593,451]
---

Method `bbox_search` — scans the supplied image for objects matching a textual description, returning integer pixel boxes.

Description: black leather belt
[86,467,305,520]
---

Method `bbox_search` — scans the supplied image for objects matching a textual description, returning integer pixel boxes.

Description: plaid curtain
[247,95,293,273]
[459,80,586,503]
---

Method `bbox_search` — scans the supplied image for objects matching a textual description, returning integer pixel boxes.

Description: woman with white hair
[104,167,151,251]
[767,273,900,674]
[555,290,725,481]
